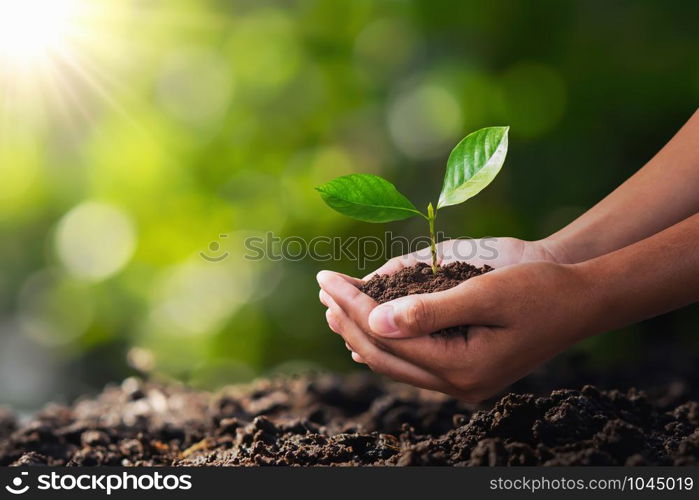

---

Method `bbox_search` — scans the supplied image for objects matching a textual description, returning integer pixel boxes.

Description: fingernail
[316,270,331,287]
[317,271,339,293]
[325,309,340,333]
[369,303,400,336]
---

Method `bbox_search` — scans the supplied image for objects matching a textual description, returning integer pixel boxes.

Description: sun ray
[0,0,135,139]
[0,0,221,144]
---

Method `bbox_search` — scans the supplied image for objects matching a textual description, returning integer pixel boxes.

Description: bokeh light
[147,257,252,338]
[388,82,463,159]
[55,202,136,281]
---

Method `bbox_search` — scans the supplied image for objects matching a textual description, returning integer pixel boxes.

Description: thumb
[367,281,498,338]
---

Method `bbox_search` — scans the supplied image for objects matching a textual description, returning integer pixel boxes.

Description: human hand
[318,260,595,402]
[327,236,552,367]
[365,237,561,279]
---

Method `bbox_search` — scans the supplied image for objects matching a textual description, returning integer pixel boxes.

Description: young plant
[316,126,509,274]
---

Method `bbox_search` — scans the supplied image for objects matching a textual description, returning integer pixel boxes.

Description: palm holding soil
[366,237,559,279]
[319,260,591,402]
[318,110,699,401]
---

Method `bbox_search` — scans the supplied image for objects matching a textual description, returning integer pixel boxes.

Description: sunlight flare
[0,0,82,63]
[0,0,132,133]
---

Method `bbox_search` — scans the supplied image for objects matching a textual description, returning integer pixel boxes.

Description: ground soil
[1,374,698,466]
[360,262,492,336]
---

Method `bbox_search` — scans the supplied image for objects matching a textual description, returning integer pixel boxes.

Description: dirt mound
[1,375,698,466]
[360,262,491,336]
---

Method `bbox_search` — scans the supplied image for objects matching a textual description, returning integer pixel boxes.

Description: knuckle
[404,298,433,333]
[366,334,389,351]
[460,278,499,317]
[346,284,364,303]
[362,351,384,373]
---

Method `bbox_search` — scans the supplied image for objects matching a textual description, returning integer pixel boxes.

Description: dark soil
[1,375,698,466]
[360,262,492,336]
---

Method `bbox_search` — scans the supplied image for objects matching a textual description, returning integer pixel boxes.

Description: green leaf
[437,126,509,209]
[315,174,422,223]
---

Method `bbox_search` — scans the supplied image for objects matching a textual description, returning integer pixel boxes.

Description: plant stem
[427,202,438,274]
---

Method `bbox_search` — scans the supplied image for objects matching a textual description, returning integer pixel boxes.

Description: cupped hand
[318,260,596,402]
[365,237,561,279]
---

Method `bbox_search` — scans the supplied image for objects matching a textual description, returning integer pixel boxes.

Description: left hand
[363,236,561,279]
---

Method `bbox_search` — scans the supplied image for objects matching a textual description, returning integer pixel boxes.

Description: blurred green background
[1,0,698,409]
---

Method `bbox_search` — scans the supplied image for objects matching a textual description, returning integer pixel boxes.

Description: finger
[326,304,450,392]
[328,311,365,363]
[325,308,341,334]
[346,341,365,363]
[317,271,377,332]
[319,289,337,309]
[367,277,501,338]
[319,270,364,287]
[374,333,463,371]
[375,325,502,393]
[344,340,366,364]
[332,311,449,391]
[351,352,365,363]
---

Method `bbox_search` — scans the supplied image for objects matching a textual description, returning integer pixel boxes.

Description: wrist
[565,259,610,339]
[533,236,574,265]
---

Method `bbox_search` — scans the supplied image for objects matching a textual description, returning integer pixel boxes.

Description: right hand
[339,236,562,365]
[318,259,594,402]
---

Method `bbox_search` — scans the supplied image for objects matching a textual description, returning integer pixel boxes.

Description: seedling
[316,126,509,273]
